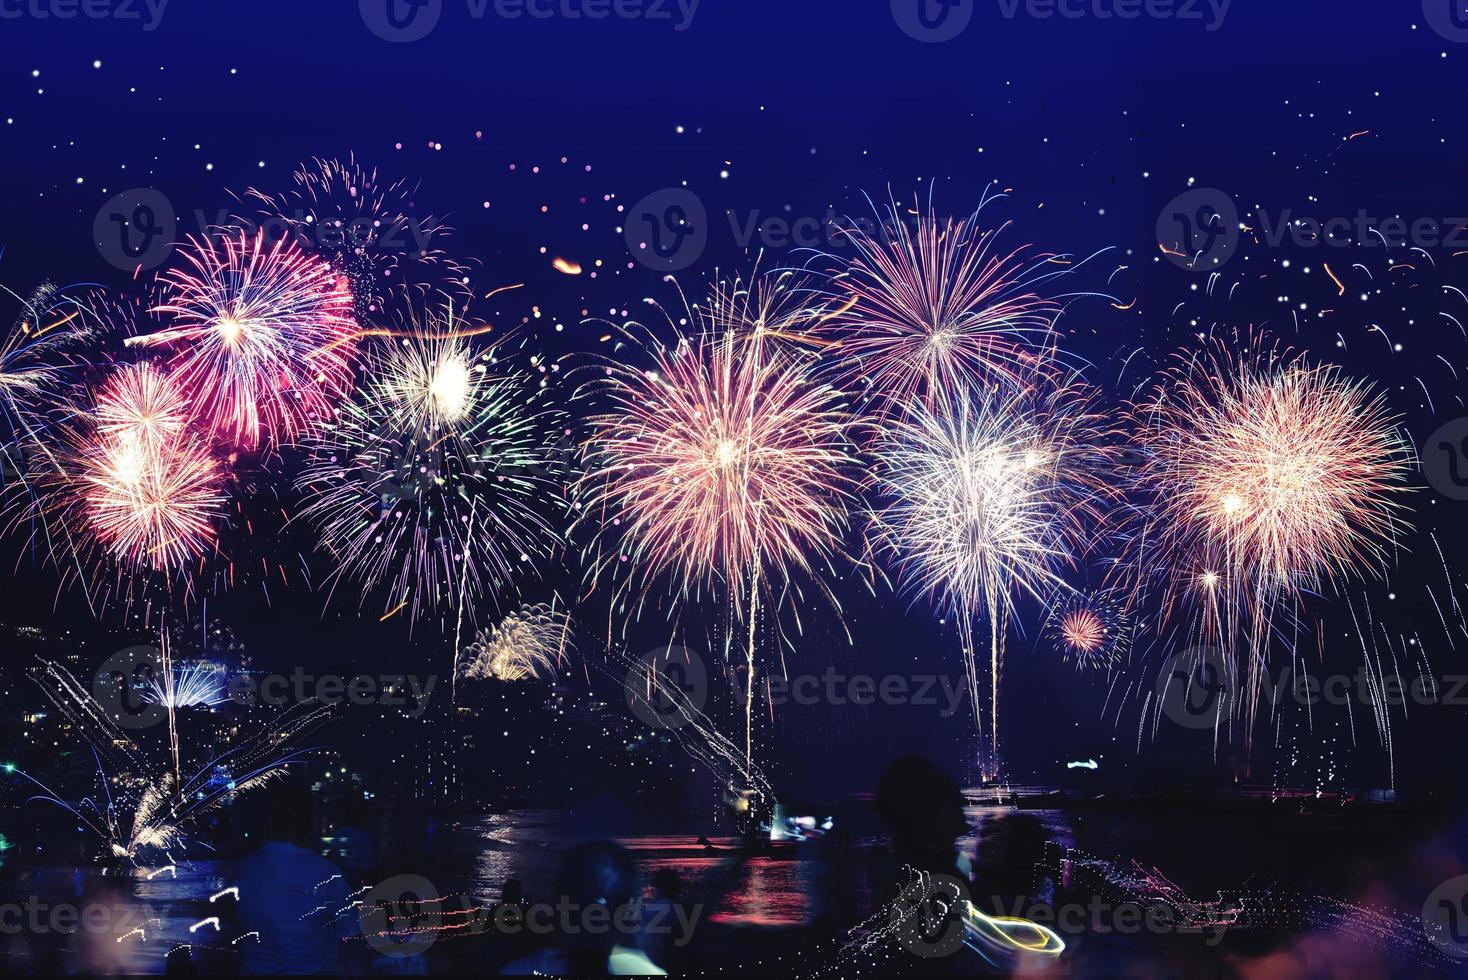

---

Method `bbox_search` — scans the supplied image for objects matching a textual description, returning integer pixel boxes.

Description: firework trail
[20,659,331,862]
[870,377,1117,776]
[600,644,776,810]
[576,275,859,779]
[817,191,1097,415]
[0,282,94,454]
[133,230,357,452]
[295,308,565,631]
[1126,335,1415,742]
[239,154,472,320]
[458,601,572,684]
[814,869,1064,976]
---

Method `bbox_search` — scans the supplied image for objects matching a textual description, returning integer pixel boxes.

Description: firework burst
[94,361,190,452]
[134,230,357,451]
[870,378,1116,774]
[578,280,859,776]
[1044,588,1132,671]
[240,155,471,319]
[79,424,225,574]
[12,364,227,604]
[459,602,572,684]
[0,282,93,440]
[1132,341,1414,594]
[295,310,564,630]
[579,317,857,612]
[1128,337,1415,736]
[819,195,1082,414]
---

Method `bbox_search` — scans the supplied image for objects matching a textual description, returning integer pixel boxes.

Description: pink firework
[821,198,1071,414]
[17,365,226,590]
[138,230,358,451]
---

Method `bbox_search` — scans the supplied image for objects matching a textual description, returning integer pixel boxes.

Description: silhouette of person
[236,783,354,975]
[872,755,972,909]
[638,868,686,971]
[500,841,665,976]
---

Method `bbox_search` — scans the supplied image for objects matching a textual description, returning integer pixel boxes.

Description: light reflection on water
[0,805,1079,974]
[459,819,820,928]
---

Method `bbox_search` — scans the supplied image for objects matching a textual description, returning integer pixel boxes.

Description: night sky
[2,0,1468,801]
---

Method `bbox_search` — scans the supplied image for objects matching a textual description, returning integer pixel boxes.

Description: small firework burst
[295,309,564,629]
[240,155,471,319]
[136,230,357,451]
[1044,589,1131,670]
[820,195,1077,414]
[144,660,229,709]
[459,602,572,683]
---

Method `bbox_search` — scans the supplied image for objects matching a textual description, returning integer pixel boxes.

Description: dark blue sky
[2,0,1468,795]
